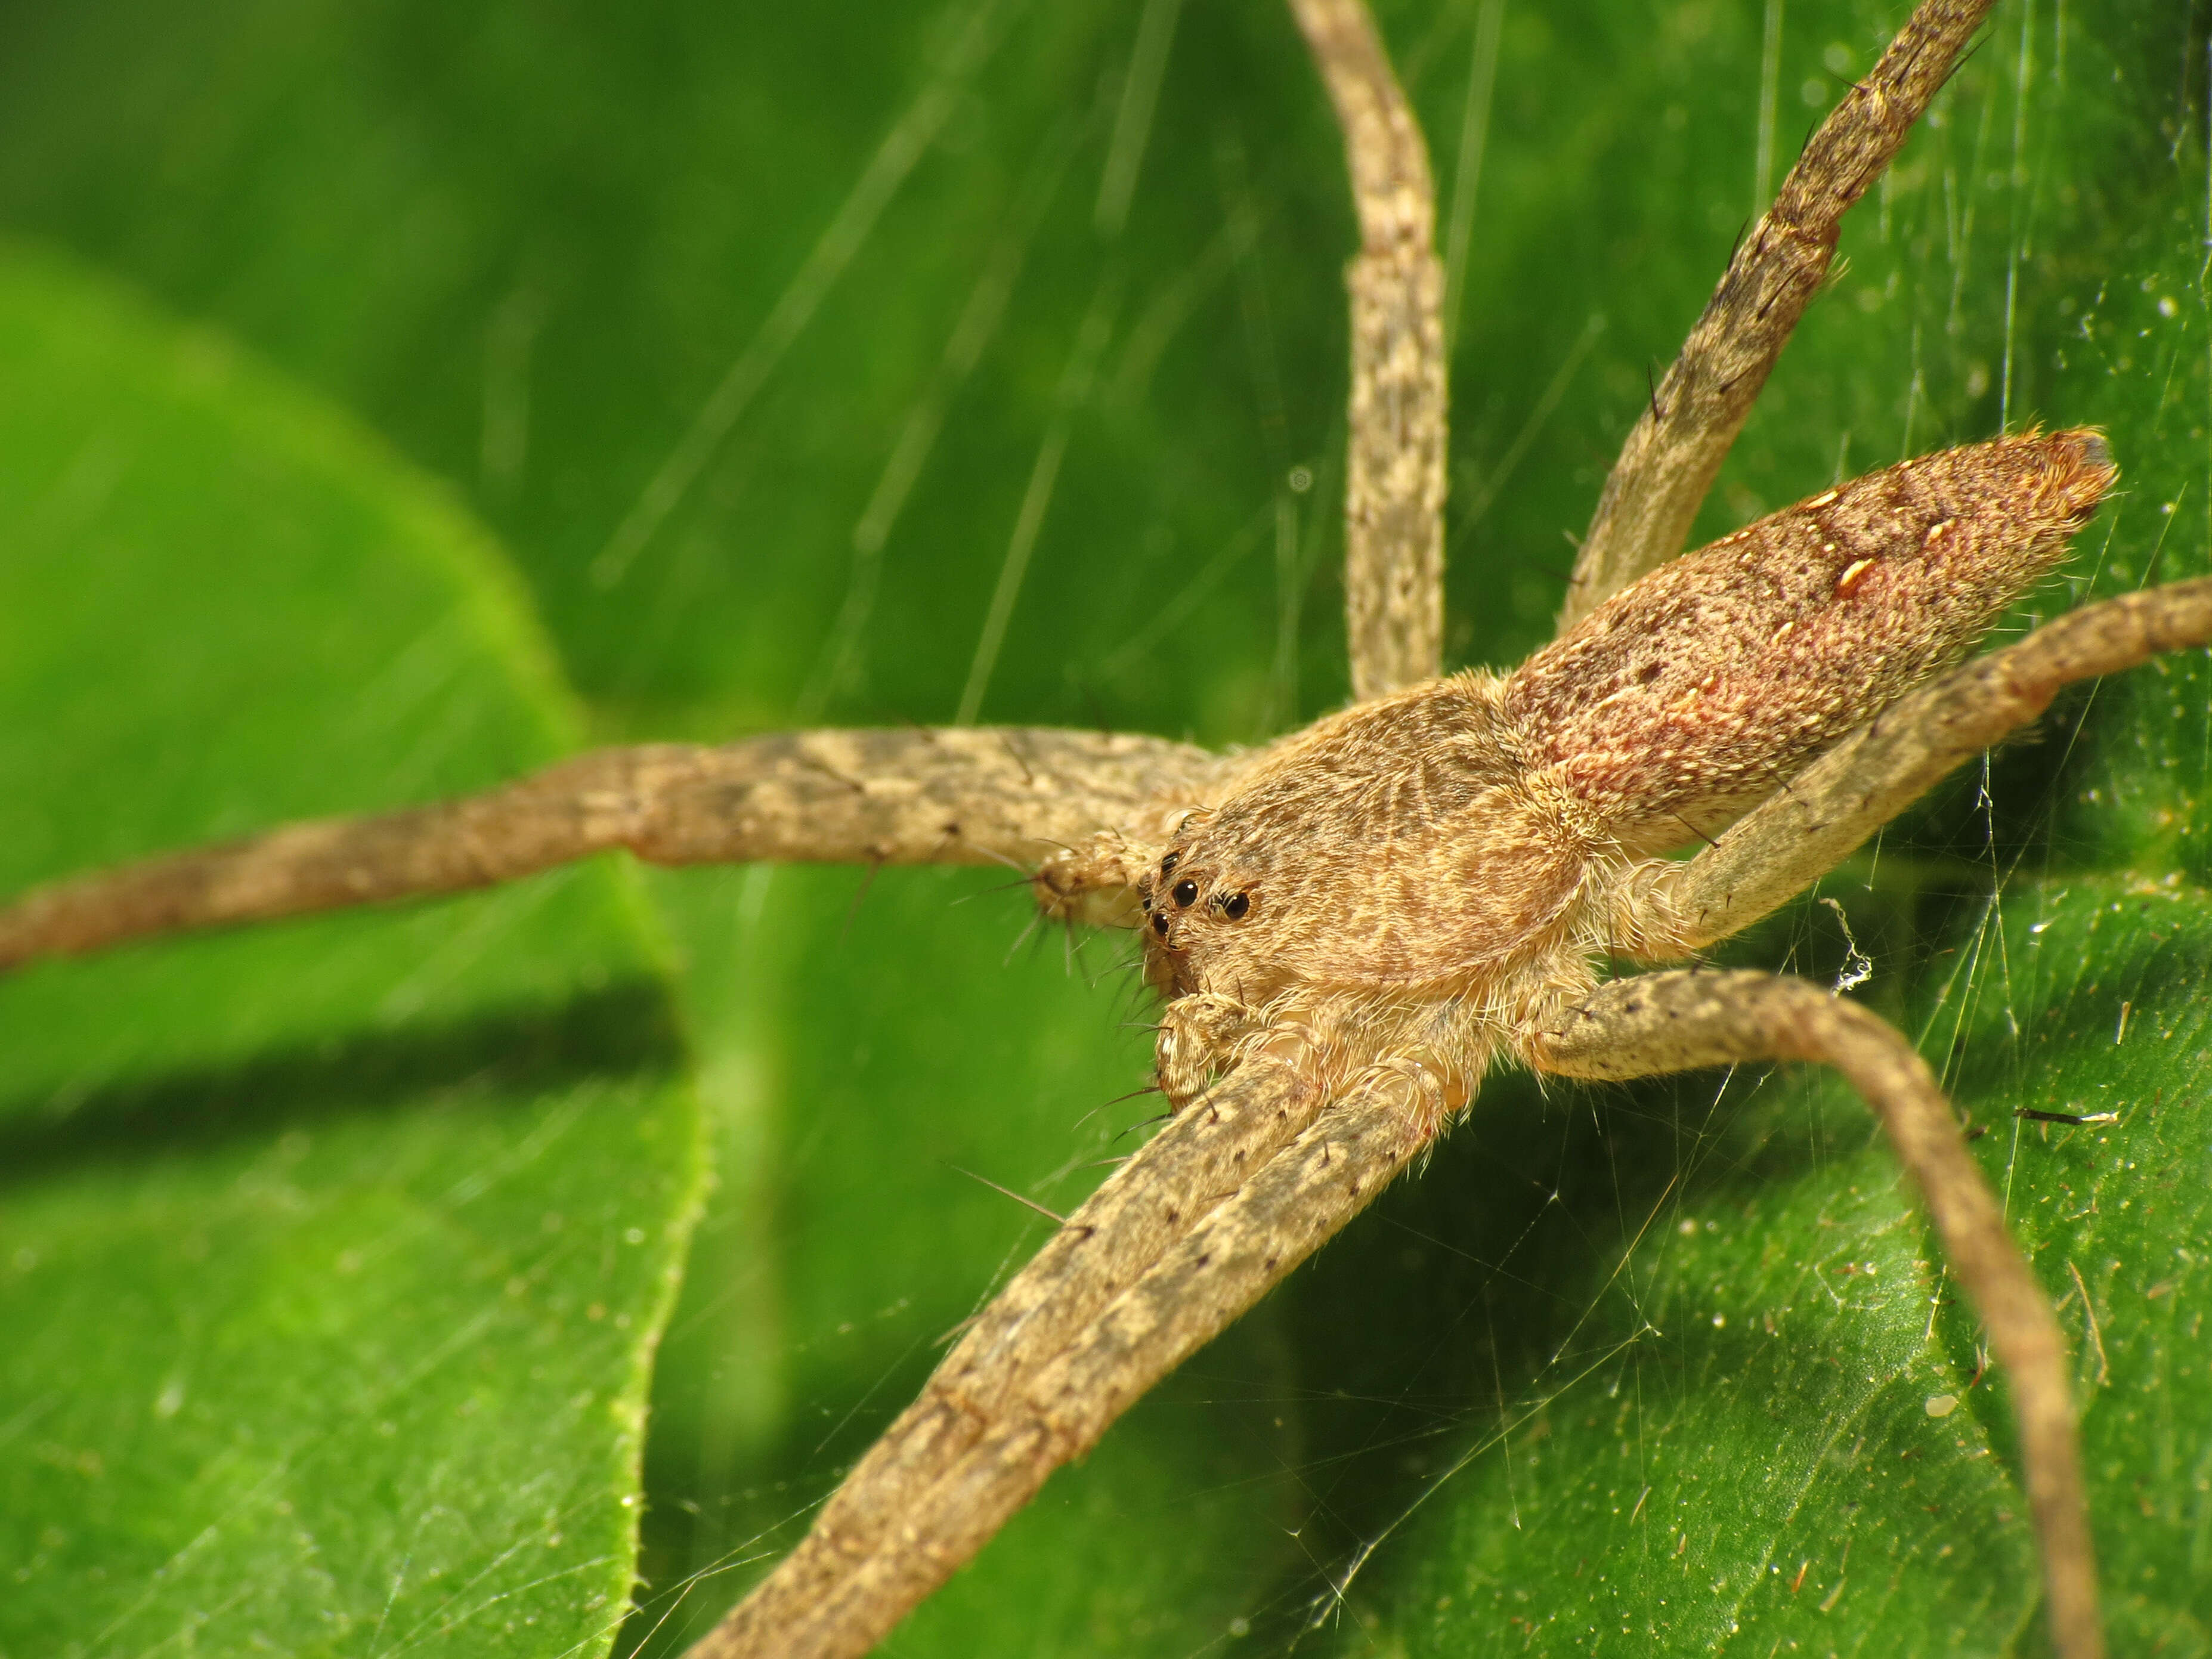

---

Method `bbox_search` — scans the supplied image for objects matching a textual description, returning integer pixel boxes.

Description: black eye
[1222,892,1249,920]
[1171,878,1198,907]
[1159,851,1179,877]
[1152,914,1170,937]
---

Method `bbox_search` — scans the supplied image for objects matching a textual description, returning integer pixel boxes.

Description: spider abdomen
[1508,428,2115,854]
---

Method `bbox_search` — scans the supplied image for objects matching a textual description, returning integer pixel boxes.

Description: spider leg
[1527,968,2100,1659]
[1563,0,1996,630]
[1641,575,2212,954]
[0,727,1226,971]
[1290,0,1446,699]
[686,1048,1446,1659]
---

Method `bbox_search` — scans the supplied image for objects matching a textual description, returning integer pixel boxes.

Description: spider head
[1136,827,1263,998]
[1136,674,1581,1007]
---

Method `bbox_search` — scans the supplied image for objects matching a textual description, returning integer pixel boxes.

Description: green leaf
[0,245,703,1656]
[0,1,2204,1654]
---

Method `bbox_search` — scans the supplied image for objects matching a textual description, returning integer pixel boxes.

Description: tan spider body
[1135,432,2112,1118]
[6,2,2208,1656]
[701,424,2136,1659]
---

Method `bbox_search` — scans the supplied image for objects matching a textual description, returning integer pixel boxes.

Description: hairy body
[1138,433,2112,1107]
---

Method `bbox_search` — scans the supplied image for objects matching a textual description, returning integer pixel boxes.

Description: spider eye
[1221,892,1250,920]
[1152,914,1170,937]
[1159,851,1180,877]
[1171,878,1198,907]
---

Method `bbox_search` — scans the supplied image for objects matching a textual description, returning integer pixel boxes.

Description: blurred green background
[0,1,2208,1654]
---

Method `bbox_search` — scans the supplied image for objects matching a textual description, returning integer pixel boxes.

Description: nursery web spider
[3,2,2208,1657]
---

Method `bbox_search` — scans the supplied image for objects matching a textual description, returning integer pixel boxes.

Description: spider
[0,3,2203,1659]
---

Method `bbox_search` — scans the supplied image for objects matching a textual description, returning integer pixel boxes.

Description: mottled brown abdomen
[1506,429,2114,854]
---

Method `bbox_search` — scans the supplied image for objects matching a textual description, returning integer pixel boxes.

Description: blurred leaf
[0,244,702,1656]
[0,0,2205,1655]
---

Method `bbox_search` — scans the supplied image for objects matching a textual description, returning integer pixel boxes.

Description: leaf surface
[0,245,703,1658]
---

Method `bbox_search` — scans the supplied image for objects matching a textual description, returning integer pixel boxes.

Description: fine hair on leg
[697,1046,1326,1649]
[690,1056,1441,1659]
[1288,0,1447,698]
[0,729,1223,971]
[1532,969,2098,1659]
